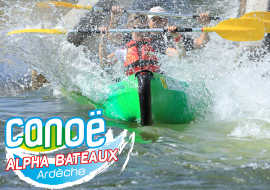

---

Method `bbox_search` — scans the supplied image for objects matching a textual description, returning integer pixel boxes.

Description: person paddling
[99,13,185,76]
[108,6,211,54]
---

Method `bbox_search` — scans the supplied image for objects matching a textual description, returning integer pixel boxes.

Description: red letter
[40,155,49,168]
[31,156,40,169]
[98,150,108,162]
[108,149,118,162]
[80,151,89,164]
[73,152,81,165]
[5,158,15,171]
[15,158,22,170]
[64,153,73,166]
[55,154,65,167]
[89,151,98,163]
[22,157,31,170]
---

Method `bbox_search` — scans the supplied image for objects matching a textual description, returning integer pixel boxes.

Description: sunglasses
[151,17,166,22]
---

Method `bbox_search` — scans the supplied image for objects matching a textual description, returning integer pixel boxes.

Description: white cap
[148,6,166,19]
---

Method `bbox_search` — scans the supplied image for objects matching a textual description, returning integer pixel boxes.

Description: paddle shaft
[73,28,204,34]
[7,18,265,41]
[6,28,204,35]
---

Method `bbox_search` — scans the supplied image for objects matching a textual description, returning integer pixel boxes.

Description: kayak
[93,70,210,126]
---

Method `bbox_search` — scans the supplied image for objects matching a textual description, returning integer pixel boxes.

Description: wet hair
[125,13,148,28]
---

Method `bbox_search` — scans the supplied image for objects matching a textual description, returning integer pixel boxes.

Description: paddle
[36,1,228,20]
[36,1,270,24]
[36,1,94,10]
[7,29,68,35]
[7,19,264,41]
[241,12,270,33]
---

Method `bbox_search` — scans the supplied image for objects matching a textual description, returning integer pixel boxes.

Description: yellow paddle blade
[241,12,270,33]
[36,2,93,11]
[204,18,264,41]
[35,2,51,8]
[7,29,67,35]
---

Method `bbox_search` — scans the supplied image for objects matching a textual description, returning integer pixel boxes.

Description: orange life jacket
[124,41,160,76]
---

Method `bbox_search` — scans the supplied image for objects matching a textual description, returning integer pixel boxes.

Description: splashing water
[229,119,270,139]
[3,0,270,130]
[2,0,241,106]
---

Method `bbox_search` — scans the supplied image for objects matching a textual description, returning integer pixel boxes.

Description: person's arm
[99,41,118,67]
[165,47,185,58]
[194,13,210,49]
[108,6,124,44]
[167,26,186,58]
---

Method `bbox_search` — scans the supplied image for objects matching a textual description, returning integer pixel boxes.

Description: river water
[1,0,270,189]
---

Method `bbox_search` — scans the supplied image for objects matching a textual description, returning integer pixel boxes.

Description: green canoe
[92,70,210,126]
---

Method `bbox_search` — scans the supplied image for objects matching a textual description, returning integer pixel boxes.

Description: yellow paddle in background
[36,1,94,10]
[7,29,68,35]
[36,1,229,20]
[7,18,265,41]
[36,1,270,33]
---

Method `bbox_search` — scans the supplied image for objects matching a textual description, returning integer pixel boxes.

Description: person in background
[108,6,211,54]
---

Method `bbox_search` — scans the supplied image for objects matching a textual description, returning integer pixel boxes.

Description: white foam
[229,120,270,139]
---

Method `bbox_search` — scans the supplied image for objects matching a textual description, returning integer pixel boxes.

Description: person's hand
[111,6,123,20]
[99,27,108,38]
[167,26,180,39]
[197,13,210,26]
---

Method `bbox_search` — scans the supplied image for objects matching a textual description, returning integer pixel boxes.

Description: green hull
[95,72,209,125]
